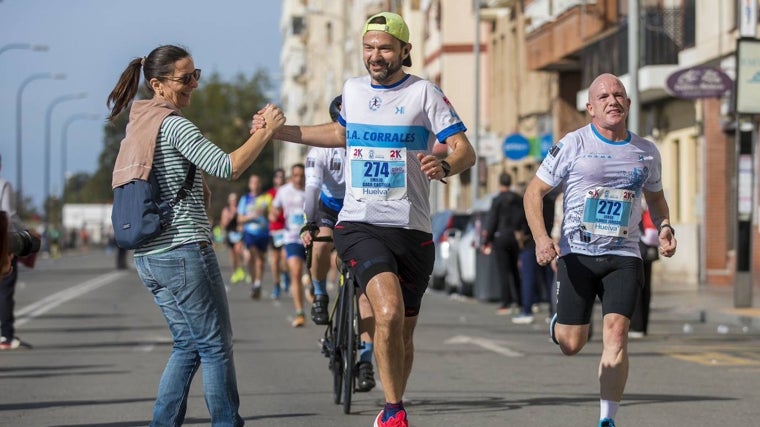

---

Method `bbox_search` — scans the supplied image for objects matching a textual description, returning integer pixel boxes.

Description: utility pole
[472,0,481,209]
[628,0,640,134]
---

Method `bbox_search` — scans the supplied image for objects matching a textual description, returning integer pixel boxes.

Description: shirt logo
[549,143,561,158]
[395,106,405,115]
[329,157,342,171]
[369,96,382,111]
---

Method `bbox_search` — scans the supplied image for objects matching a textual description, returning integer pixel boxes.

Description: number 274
[363,162,389,178]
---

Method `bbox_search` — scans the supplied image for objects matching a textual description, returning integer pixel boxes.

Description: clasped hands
[250,104,285,134]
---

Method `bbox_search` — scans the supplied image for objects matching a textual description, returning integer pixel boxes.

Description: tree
[63,172,96,203]
[83,69,276,222]
[17,195,39,221]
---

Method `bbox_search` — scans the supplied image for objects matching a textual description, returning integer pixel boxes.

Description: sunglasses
[162,69,201,85]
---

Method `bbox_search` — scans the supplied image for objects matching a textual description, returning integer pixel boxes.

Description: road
[1,247,758,427]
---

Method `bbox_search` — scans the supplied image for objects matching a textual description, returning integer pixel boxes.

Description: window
[292,16,305,36]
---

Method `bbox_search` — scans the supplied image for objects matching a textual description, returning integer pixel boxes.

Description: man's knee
[556,324,590,355]
[373,304,404,329]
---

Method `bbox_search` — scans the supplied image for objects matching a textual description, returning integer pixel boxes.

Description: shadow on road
[403,391,736,416]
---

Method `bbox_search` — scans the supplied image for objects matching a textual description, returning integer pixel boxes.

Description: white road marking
[15,271,128,326]
[445,335,524,357]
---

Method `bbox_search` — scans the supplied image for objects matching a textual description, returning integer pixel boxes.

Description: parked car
[429,210,470,290]
[443,193,498,297]
[444,211,487,296]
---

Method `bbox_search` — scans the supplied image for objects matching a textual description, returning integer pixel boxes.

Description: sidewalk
[650,280,760,333]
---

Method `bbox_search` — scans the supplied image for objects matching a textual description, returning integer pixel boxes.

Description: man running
[524,73,677,427]
[237,174,270,299]
[270,163,308,327]
[261,12,476,426]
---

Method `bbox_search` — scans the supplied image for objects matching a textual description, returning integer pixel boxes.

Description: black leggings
[0,257,18,340]
[493,232,521,307]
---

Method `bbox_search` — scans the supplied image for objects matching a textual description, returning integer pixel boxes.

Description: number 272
[597,200,622,216]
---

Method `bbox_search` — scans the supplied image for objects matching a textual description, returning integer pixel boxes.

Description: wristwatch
[440,160,451,178]
[658,223,675,236]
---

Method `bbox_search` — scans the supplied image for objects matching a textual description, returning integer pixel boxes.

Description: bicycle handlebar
[303,222,335,270]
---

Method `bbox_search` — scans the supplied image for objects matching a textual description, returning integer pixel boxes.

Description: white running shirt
[304,147,346,220]
[536,124,663,257]
[336,74,466,233]
[271,182,306,245]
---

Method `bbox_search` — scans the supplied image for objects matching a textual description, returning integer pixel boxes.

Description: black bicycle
[303,227,361,414]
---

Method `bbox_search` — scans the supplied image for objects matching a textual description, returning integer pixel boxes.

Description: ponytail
[106,57,143,122]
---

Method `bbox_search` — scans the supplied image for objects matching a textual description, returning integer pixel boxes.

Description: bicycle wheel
[324,311,341,405]
[341,277,357,414]
[331,275,349,405]
[331,322,343,405]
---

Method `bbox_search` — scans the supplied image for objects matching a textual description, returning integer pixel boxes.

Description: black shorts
[333,221,435,317]
[555,253,643,325]
[315,199,340,229]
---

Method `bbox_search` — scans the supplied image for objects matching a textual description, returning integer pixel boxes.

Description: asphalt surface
[1,246,759,427]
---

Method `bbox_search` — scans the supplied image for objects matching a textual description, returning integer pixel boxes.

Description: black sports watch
[440,160,451,178]
[658,223,675,236]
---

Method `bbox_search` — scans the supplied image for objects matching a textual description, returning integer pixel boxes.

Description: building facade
[278,0,759,289]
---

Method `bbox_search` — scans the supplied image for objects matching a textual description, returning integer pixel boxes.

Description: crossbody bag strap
[168,164,196,208]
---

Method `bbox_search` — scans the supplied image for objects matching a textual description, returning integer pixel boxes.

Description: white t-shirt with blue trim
[305,147,346,216]
[536,123,663,257]
[272,182,306,245]
[336,74,467,232]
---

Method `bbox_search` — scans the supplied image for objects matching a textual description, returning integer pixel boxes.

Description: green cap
[363,12,410,44]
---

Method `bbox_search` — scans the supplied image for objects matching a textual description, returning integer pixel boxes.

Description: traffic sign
[502,133,530,160]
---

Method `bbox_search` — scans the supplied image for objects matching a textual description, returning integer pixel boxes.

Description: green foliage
[64,172,98,203]
[67,69,277,223]
[17,195,39,221]
[44,196,62,225]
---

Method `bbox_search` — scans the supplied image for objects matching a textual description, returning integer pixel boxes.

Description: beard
[365,58,403,85]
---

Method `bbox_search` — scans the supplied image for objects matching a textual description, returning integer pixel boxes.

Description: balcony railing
[525,0,589,32]
[580,7,693,88]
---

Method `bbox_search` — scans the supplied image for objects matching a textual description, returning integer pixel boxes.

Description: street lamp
[16,72,66,213]
[2,44,51,210]
[0,43,48,57]
[44,92,86,221]
[60,113,99,202]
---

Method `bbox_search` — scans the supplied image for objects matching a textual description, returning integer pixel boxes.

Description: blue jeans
[519,246,554,316]
[134,242,244,427]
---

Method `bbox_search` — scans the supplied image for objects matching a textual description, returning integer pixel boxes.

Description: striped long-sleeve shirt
[134,115,232,255]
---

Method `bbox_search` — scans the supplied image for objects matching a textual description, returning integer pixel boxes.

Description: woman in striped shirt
[107,44,284,427]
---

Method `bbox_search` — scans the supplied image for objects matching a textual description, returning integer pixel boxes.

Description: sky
[0,0,283,210]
